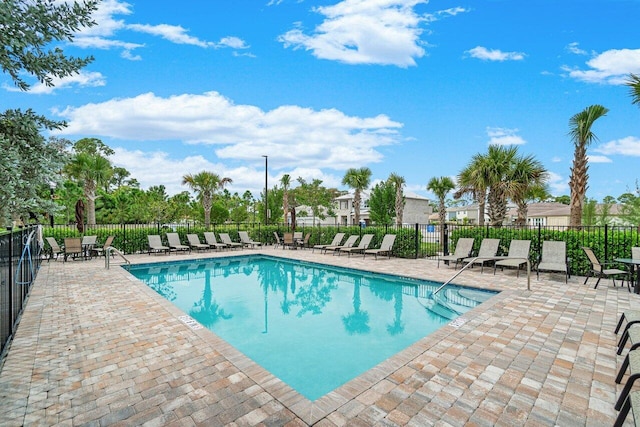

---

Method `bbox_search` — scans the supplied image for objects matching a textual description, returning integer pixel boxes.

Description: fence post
[604,224,609,260]
[414,223,419,259]
[443,224,449,255]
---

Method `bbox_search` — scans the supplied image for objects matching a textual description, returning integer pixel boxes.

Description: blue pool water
[126,255,497,401]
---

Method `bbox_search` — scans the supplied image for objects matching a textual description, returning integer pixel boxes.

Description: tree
[582,198,598,226]
[182,171,232,228]
[626,73,640,108]
[342,167,372,225]
[295,178,336,225]
[554,195,571,205]
[427,176,455,245]
[387,173,405,226]
[1,0,98,91]
[619,183,640,226]
[65,139,114,226]
[0,109,69,226]
[568,104,609,227]
[281,174,291,225]
[455,153,491,226]
[368,181,395,225]
[509,154,548,226]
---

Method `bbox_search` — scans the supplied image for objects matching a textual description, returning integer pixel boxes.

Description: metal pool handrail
[432,256,531,296]
[105,246,130,269]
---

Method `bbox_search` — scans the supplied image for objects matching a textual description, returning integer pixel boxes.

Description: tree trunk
[569,143,588,228]
[487,187,506,227]
[353,190,361,225]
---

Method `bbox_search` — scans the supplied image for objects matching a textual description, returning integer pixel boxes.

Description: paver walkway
[0,247,636,426]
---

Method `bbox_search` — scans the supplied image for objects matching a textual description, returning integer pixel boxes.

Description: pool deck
[0,246,636,426]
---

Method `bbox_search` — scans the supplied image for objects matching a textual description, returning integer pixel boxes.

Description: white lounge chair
[438,237,474,269]
[494,239,531,277]
[363,234,396,259]
[219,233,243,250]
[239,231,262,248]
[187,234,209,252]
[204,232,227,250]
[339,234,374,257]
[166,232,190,254]
[463,238,501,273]
[313,233,345,253]
[322,235,358,254]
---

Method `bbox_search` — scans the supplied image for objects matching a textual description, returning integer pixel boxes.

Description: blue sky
[4,0,640,202]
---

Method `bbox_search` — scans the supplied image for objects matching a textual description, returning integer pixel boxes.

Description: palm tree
[455,153,491,226]
[427,176,455,245]
[484,145,520,227]
[568,105,609,227]
[182,171,232,228]
[508,154,548,226]
[626,73,640,107]
[342,167,372,225]
[280,174,291,226]
[387,173,405,226]
[65,152,112,226]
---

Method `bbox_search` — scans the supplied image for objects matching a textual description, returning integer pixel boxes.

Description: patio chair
[219,233,243,250]
[338,234,374,257]
[633,247,640,260]
[63,237,83,261]
[312,232,345,253]
[493,239,531,277]
[81,235,97,259]
[204,232,227,250]
[167,233,190,254]
[437,237,474,269]
[91,235,115,258]
[295,233,311,250]
[282,232,296,250]
[363,234,396,259]
[582,246,627,289]
[463,238,500,272]
[322,235,358,254]
[187,234,210,252]
[273,232,282,249]
[535,241,569,283]
[239,231,262,248]
[148,234,170,255]
[45,237,64,261]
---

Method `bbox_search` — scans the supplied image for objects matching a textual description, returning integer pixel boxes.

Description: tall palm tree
[626,73,640,107]
[508,154,548,226]
[182,171,232,228]
[387,172,405,226]
[455,153,491,226]
[484,145,520,227]
[427,176,455,245]
[342,167,372,225]
[568,104,609,227]
[280,174,291,226]
[65,152,112,226]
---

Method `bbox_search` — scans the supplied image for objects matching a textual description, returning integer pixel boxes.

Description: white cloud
[486,127,526,145]
[70,0,246,59]
[563,48,640,85]
[278,0,434,67]
[586,155,612,163]
[466,46,525,62]
[5,71,106,95]
[551,156,562,163]
[546,171,568,196]
[53,91,403,171]
[594,136,640,156]
[566,42,587,56]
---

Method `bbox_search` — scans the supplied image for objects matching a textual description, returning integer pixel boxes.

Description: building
[295,190,433,226]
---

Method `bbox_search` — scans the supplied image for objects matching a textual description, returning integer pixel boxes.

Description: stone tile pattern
[0,248,635,426]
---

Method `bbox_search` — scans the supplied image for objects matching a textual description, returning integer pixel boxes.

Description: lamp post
[49,182,56,227]
[262,155,268,225]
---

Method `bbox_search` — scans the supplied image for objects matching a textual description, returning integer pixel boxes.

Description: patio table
[615,258,640,294]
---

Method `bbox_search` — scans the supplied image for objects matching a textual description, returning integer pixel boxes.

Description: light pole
[262,155,268,225]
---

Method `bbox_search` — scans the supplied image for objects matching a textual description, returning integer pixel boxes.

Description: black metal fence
[0,226,43,360]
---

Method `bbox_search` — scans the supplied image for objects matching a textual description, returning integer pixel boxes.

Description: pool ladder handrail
[432,256,531,296]
[105,246,130,269]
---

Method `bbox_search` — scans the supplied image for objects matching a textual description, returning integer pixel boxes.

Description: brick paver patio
[0,247,636,426]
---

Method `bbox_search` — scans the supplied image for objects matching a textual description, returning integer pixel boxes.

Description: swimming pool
[127,255,498,401]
